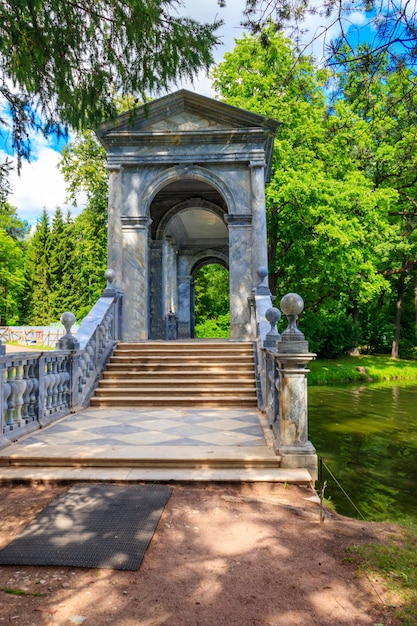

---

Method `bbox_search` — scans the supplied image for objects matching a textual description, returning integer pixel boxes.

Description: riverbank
[309,354,417,385]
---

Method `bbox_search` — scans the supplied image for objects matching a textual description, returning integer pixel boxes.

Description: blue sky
[0,0,365,224]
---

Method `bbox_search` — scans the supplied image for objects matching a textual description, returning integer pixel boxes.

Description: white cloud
[3,135,85,225]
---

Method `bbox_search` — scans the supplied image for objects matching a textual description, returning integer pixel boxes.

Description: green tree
[212,29,393,355]
[24,209,53,324]
[49,208,77,318]
[0,0,221,166]
[333,47,417,357]
[59,130,108,319]
[194,264,229,324]
[0,182,28,323]
[0,230,25,324]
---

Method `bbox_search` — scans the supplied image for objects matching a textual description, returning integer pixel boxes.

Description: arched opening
[193,263,230,338]
[148,177,230,339]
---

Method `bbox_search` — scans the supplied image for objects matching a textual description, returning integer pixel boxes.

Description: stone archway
[149,181,229,339]
[96,90,278,341]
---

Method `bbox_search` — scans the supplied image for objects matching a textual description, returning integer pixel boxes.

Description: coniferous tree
[0,0,221,167]
[24,209,53,324]
[49,208,77,319]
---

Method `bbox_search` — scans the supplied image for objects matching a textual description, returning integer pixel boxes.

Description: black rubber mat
[0,483,172,570]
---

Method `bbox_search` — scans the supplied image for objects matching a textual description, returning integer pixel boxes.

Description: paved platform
[0,407,313,484]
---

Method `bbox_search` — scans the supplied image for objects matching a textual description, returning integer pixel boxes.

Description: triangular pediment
[97,89,278,136]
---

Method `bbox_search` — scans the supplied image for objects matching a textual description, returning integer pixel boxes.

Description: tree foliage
[222,0,417,73]
[0,0,221,165]
[194,264,230,338]
[213,28,415,357]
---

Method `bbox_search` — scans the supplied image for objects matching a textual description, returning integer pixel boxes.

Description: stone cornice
[224,214,252,226]
[120,216,152,229]
[101,127,269,147]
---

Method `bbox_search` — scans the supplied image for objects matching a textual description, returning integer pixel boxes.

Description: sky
[0,0,364,225]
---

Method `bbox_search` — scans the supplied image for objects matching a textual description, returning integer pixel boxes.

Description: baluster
[61,358,71,409]
[51,359,59,409]
[3,374,11,432]
[29,362,39,419]
[5,365,16,427]
[78,353,87,392]
[100,322,107,354]
[13,364,26,427]
[87,340,95,373]
[44,360,53,412]
[22,361,33,422]
[56,358,64,408]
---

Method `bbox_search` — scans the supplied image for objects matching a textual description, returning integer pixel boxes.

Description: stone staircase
[0,341,314,484]
[90,341,258,408]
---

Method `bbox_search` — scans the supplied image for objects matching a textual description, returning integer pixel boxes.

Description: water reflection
[308,384,417,521]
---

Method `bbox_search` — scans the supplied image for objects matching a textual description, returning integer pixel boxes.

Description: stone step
[0,467,314,485]
[109,355,254,364]
[102,372,255,381]
[0,445,279,470]
[94,390,256,399]
[116,341,253,351]
[90,396,257,408]
[105,363,254,372]
[98,380,256,390]
[92,341,257,410]
[0,446,280,470]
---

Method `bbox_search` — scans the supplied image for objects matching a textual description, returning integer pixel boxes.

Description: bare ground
[0,482,402,626]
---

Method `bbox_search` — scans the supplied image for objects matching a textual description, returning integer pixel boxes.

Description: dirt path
[0,482,400,626]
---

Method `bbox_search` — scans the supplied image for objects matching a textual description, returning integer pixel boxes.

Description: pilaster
[107,165,123,285]
[121,216,152,341]
[225,214,253,340]
[249,160,269,288]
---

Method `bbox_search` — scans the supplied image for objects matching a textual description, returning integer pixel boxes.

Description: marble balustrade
[0,290,122,450]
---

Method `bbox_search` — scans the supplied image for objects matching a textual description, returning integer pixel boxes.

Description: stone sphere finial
[256,266,272,296]
[263,306,281,349]
[257,266,268,281]
[265,307,281,327]
[104,268,116,286]
[280,293,304,317]
[60,312,76,336]
[280,293,305,340]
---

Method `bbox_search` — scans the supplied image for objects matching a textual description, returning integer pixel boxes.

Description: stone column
[107,166,124,285]
[249,160,269,288]
[120,216,152,341]
[177,256,191,339]
[169,239,178,314]
[149,241,164,339]
[162,236,178,317]
[225,214,253,340]
[162,237,171,318]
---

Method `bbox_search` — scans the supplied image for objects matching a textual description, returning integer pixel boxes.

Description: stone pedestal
[273,349,317,479]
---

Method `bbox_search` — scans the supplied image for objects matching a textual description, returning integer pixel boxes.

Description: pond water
[308,383,417,522]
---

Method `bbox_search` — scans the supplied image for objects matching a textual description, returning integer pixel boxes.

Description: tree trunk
[391,274,406,359]
[415,282,417,330]
[349,307,360,356]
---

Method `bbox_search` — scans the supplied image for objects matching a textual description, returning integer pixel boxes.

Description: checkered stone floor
[19,407,269,448]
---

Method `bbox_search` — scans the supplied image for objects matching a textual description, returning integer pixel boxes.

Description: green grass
[308,355,417,386]
[0,587,45,597]
[347,523,417,626]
